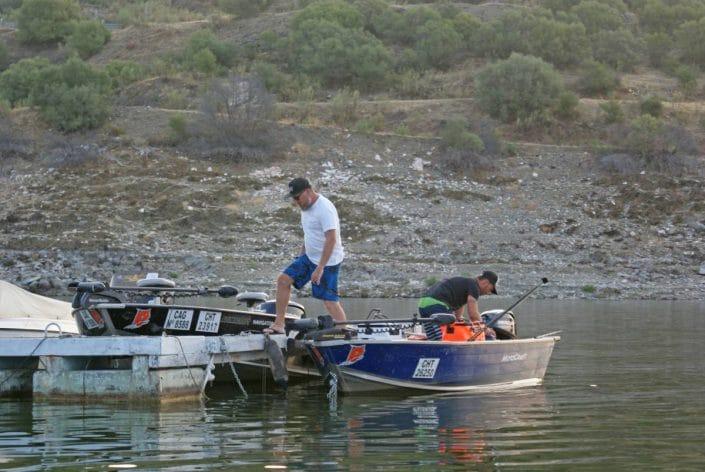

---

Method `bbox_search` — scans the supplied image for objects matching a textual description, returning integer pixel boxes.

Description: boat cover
[0,280,73,320]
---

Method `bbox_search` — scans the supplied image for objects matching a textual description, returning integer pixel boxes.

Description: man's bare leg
[266,273,292,333]
[323,300,346,322]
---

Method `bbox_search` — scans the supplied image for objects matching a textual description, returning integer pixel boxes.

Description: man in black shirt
[417,271,499,340]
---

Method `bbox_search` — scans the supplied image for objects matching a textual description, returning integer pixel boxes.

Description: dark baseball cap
[481,270,498,294]
[287,177,311,198]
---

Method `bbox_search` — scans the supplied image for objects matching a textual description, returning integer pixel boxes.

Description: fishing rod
[471,277,549,341]
[69,281,239,297]
[292,313,456,331]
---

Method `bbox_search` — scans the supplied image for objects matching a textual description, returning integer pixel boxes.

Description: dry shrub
[188,74,286,162]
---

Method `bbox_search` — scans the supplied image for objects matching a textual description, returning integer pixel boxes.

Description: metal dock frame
[0,334,287,400]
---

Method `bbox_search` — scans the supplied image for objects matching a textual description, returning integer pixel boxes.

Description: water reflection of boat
[339,389,552,466]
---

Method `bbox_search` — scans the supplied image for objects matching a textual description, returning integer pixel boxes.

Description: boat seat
[236,291,269,307]
[136,277,176,289]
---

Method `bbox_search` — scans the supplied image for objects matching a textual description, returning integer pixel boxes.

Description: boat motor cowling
[481,310,517,339]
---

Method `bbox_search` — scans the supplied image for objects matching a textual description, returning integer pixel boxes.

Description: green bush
[289,18,391,88]
[625,114,662,158]
[0,41,8,71]
[168,113,189,141]
[599,100,624,124]
[15,0,80,44]
[354,112,385,133]
[674,64,698,97]
[65,20,111,58]
[39,84,109,131]
[577,60,620,96]
[30,56,111,131]
[217,0,270,18]
[440,116,484,152]
[451,12,482,50]
[591,29,642,71]
[644,32,673,68]
[477,10,590,67]
[392,69,432,98]
[639,95,663,117]
[675,17,705,67]
[0,0,22,14]
[373,6,441,45]
[0,57,52,106]
[251,61,287,94]
[191,48,218,75]
[620,114,698,165]
[116,0,202,25]
[570,0,623,34]
[351,0,389,34]
[183,30,234,70]
[105,60,145,89]
[639,0,705,34]
[554,91,579,119]
[475,53,565,126]
[414,18,462,69]
[330,87,359,125]
[292,0,363,30]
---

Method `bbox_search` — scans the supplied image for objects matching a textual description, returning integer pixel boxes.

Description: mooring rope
[220,337,248,398]
[326,371,338,411]
[169,334,210,401]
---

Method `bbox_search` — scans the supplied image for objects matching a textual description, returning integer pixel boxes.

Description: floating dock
[0,333,288,400]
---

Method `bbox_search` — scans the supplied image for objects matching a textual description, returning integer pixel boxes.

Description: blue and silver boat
[305,325,559,393]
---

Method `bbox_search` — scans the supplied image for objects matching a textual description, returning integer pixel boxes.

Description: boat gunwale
[308,335,560,348]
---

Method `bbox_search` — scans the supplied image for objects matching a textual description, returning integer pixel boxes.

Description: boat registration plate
[196,311,221,333]
[165,309,194,331]
[412,358,440,379]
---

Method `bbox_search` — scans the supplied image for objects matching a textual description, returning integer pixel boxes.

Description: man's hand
[311,265,324,285]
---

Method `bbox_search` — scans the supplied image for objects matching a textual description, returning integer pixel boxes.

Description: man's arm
[311,229,336,284]
[454,307,464,322]
[465,295,481,323]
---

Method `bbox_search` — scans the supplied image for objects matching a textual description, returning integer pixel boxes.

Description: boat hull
[73,304,300,336]
[307,337,559,393]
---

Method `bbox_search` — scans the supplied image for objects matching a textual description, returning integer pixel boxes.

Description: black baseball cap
[287,177,311,198]
[481,270,498,294]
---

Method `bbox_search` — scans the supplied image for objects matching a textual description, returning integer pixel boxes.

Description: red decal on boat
[126,309,151,329]
[342,345,365,365]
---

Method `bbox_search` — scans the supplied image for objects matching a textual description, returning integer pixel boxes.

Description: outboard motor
[258,300,306,318]
[236,291,306,318]
[481,309,517,339]
[135,277,176,304]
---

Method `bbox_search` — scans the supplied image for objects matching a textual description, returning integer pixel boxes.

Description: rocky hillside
[1,106,703,300]
[1,0,705,301]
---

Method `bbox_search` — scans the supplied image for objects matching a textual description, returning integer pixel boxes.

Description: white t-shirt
[301,195,344,266]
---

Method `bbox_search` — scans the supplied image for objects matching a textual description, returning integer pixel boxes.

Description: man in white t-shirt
[264,177,347,334]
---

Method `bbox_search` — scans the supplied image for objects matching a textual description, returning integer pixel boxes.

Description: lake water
[1,299,704,470]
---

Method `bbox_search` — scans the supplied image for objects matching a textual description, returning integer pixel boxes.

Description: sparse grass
[582,284,596,293]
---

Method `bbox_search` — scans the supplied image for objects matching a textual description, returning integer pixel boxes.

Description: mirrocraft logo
[125,309,151,329]
[341,345,365,365]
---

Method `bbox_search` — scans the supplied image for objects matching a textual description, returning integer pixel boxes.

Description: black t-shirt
[426,277,479,310]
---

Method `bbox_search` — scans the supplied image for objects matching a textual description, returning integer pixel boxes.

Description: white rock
[411,158,425,172]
